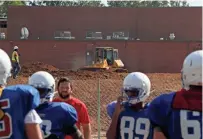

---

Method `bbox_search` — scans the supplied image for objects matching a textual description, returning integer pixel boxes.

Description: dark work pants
[12,62,21,79]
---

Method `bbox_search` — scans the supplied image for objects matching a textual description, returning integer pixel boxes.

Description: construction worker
[12,46,21,79]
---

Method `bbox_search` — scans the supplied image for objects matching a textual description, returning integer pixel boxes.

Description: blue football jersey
[0,84,40,139]
[116,103,154,139]
[36,102,78,139]
[147,92,202,139]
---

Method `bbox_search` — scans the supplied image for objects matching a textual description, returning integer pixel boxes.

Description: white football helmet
[181,50,202,90]
[0,49,12,86]
[122,72,151,105]
[28,71,55,104]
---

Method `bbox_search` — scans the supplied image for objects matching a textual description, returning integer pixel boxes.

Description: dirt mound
[21,62,128,80]
[21,62,60,76]
[64,70,127,80]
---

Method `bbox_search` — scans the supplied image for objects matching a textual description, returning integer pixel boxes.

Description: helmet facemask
[122,87,147,105]
[35,85,55,104]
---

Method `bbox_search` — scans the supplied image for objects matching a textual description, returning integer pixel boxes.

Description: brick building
[7,6,202,41]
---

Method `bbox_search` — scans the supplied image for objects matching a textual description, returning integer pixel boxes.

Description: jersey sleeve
[24,109,42,124]
[5,85,40,113]
[61,103,78,127]
[147,93,174,127]
[106,101,117,119]
[78,102,90,124]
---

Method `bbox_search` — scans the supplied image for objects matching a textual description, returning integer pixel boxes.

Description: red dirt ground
[7,62,182,136]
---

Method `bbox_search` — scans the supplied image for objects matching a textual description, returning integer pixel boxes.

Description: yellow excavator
[80,47,127,72]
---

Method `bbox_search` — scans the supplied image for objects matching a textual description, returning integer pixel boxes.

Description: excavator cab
[95,47,114,65]
[95,47,124,68]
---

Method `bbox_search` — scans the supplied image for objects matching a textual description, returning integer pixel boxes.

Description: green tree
[60,1,78,6]
[170,0,180,7]
[180,0,190,7]
[107,0,189,8]
[151,1,162,7]
[169,0,189,7]
[29,0,104,7]
[125,1,141,8]
[76,0,105,7]
[42,1,78,6]
[139,1,153,7]
[107,1,141,8]
[160,1,170,7]
[0,1,26,17]
[42,1,63,6]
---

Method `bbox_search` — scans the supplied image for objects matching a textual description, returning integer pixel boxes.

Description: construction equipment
[80,47,127,72]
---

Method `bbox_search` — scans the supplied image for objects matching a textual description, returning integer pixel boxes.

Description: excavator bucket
[112,59,124,68]
[79,59,110,71]
[111,59,128,72]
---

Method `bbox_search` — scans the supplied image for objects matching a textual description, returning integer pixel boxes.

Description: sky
[187,0,202,6]
[101,0,203,6]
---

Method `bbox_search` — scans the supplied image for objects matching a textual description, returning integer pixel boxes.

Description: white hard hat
[13,46,18,50]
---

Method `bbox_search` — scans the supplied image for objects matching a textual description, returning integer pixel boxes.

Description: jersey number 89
[120,116,150,139]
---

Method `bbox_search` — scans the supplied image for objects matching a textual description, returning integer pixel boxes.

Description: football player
[29,71,84,139]
[0,49,43,139]
[106,72,154,139]
[147,50,202,139]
